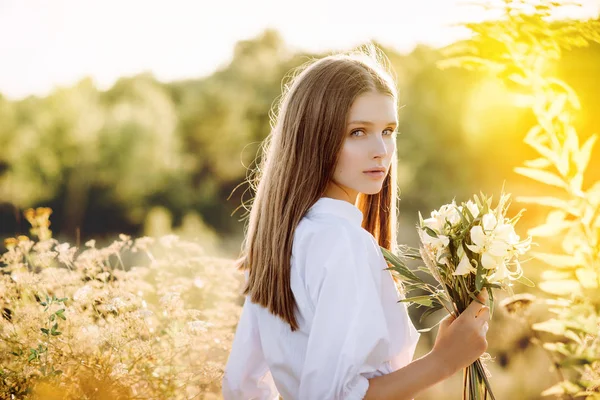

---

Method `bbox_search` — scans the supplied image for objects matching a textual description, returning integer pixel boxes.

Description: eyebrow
[348,120,398,127]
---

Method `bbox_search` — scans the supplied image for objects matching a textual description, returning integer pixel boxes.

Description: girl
[222,46,491,400]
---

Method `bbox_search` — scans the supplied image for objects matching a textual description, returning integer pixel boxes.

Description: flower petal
[466,243,482,253]
[466,200,480,219]
[470,226,486,248]
[453,255,476,276]
[481,252,498,269]
[482,213,497,231]
[489,240,509,257]
[489,261,509,282]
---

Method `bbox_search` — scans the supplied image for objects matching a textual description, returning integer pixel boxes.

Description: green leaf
[532,318,567,335]
[528,222,572,237]
[523,157,553,169]
[559,356,594,367]
[575,134,597,173]
[482,282,502,289]
[51,331,62,336]
[475,259,485,292]
[419,304,444,323]
[398,295,435,307]
[417,313,448,333]
[543,342,570,356]
[576,268,598,289]
[515,196,576,214]
[40,328,49,335]
[524,136,559,164]
[564,330,583,346]
[380,247,424,284]
[515,274,535,288]
[423,226,438,238]
[514,167,566,189]
[49,314,55,322]
[531,252,580,268]
[539,280,582,296]
[540,381,570,397]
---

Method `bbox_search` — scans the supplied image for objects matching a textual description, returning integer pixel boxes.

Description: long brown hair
[237,45,401,332]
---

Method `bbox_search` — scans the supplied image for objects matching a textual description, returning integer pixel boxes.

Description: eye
[383,129,396,136]
[350,129,366,137]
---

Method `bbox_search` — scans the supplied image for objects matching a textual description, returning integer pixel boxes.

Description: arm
[365,350,452,400]
[366,290,493,399]
[222,296,279,400]
[299,227,400,399]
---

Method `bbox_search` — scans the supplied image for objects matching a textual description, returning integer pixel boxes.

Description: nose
[371,135,389,159]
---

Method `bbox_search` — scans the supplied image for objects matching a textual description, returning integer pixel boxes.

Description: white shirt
[222,197,421,400]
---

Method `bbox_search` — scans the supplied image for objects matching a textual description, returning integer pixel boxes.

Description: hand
[431,289,491,378]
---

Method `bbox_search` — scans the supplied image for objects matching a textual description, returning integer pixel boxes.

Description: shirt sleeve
[299,226,391,400]
[222,294,280,400]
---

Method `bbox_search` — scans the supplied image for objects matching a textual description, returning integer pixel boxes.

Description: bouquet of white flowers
[382,192,533,400]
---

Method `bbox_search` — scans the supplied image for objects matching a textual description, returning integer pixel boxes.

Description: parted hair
[236,44,401,332]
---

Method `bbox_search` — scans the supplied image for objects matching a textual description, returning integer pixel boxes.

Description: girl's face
[324,91,397,204]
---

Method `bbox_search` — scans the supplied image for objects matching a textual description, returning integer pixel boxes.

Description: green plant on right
[439,0,600,398]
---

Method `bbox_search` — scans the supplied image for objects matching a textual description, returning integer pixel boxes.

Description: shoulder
[293,213,370,258]
[292,214,375,290]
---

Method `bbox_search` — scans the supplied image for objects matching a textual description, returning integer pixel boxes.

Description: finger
[476,288,489,303]
[475,306,490,321]
[480,321,489,336]
[440,313,456,327]
[464,298,488,319]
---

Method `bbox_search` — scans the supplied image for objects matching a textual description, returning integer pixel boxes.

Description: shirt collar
[306,197,364,226]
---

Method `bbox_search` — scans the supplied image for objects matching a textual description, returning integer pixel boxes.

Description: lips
[363,169,386,180]
[363,167,386,173]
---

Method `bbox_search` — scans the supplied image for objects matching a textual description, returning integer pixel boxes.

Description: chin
[360,186,384,195]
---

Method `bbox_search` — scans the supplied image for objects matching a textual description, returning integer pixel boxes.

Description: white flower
[438,203,462,227]
[465,200,480,219]
[73,285,93,302]
[513,236,532,255]
[488,260,510,283]
[481,252,501,269]
[159,234,179,249]
[418,228,449,250]
[56,242,76,265]
[422,216,442,233]
[482,212,497,231]
[467,225,510,269]
[418,228,450,268]
[454,253,477,276]
[422,201,462,236]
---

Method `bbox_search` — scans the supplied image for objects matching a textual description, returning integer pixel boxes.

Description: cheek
[335,144,360,176]
[387,140,396,156]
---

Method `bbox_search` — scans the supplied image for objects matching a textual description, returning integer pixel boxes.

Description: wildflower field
[0,208,243,399]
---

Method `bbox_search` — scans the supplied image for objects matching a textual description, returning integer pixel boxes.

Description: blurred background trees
[1,21,599,257]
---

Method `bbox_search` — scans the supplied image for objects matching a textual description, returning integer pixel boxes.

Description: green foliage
[29,295,68,377]
[1,24,600,243]
[443,0,600,397]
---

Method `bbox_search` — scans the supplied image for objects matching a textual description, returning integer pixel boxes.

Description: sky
[1,0,599,100]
